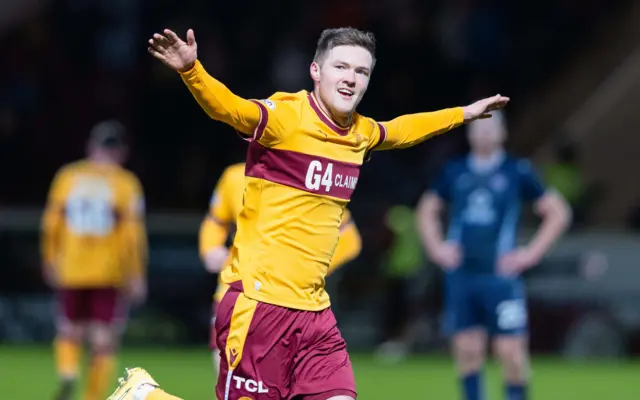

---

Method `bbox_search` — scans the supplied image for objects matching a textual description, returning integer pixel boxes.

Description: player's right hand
[42,263,58,288]
[430,241,462,270]
[148,29,197,72]
[204,246,230,273]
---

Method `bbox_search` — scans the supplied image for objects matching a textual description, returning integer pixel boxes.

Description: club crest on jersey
[260,99,276,110]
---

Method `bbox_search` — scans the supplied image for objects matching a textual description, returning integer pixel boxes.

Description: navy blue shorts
[442,270,528,336]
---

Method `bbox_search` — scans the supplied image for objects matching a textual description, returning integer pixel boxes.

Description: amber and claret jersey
[182,60,464,311]
[199,162,362,303]
[41,160,147,288]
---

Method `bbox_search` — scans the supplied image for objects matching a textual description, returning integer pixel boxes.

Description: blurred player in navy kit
[417,111,571,400]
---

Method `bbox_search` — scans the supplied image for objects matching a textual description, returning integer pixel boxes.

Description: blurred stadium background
[1,0,640,398]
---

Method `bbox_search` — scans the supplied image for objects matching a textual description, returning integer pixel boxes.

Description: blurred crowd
[2,0,639,357]
[0,0,624,212]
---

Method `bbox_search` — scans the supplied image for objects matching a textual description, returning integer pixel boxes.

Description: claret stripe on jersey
[308,92,350,136]
[249,100,269,141]
[246,141,360,200]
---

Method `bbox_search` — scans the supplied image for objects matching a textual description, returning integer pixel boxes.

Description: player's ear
[309,62,321,82]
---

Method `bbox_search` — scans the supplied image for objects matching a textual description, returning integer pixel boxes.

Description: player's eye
[335,65,346,70]
[357,70,370,76]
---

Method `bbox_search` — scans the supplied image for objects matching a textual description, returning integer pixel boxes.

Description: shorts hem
[299,389,357,400]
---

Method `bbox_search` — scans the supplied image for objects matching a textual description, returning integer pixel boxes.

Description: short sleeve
[46,167,70,206]
[127,175,145,219]
[517,159,546,201]
[430,163,454,201]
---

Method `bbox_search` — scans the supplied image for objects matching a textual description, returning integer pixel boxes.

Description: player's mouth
[337,88,355,100]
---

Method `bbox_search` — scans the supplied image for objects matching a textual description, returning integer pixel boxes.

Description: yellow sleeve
[41,168,67,267]
[198,169,233,259]
[328,211,362,275]
[122,175,147,279]
[369,108,464,151]
[179,60,296,146]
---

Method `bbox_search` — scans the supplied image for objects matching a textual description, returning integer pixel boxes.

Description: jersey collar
[307,92,351,136]
[468,150,506,174]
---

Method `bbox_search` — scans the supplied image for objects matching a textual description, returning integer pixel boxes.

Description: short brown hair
[313,27,376,66]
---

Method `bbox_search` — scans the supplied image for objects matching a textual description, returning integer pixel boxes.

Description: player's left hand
[42,263,58,288]
[204,246,229,273]
[127,278,148,306]
[498,247,540,276]
[462,94,510,122]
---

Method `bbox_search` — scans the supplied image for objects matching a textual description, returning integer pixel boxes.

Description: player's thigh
[295,394,355,400]
[215,290,293,400]
[88,287,124,349]
[482,278,528,336]
[56,288,89,339]
[492,333,529,361]
[209,300,219,351]
[87,322,118,351]
[451,327,487,358]
[442,271,482,335]
[291,312,356,400]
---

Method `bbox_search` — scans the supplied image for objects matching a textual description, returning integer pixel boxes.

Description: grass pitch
[1,345,638,399]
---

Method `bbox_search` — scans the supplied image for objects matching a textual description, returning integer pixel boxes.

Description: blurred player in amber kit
[109,25,508,400]
[41,120,147,400]
[417,112,571,400]
[199,162,362,380]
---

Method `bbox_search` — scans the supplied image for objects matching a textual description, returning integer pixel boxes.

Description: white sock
[134,383,157,400]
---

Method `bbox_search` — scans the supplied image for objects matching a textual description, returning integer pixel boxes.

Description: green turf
[1,345,638,399]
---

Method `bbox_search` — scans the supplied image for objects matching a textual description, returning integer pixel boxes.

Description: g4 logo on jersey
[304,160,358,193]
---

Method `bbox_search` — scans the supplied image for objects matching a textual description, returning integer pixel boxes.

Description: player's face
[311,45,373,121]
[467,118,506,154]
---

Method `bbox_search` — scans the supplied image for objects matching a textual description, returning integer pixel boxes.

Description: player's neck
[472,149,503,160]
[312,90,352,128]
[88,155,118,166]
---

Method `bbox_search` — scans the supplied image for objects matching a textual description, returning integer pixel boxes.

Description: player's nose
[341,73,356,87]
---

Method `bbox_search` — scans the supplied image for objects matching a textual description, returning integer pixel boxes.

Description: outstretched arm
[373,95,510,150]
[179,61,262,136]
[148,29,261,136]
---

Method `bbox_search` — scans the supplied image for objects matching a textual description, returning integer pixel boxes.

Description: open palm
[462,94,510,122]
[148,29,198,72]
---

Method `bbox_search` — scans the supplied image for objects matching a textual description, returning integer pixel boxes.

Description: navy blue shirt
[431,153,545,274]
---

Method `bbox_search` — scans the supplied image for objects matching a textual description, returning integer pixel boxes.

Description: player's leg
[209,300,220,382]
[291,308,357,400]
[215,287,286,400]
[443,272,487,400]
[452,329,488,400]
[83,288,120,400]
[108,368,185,400]
[53,289,86,400]
[487,279,529,400]
[493,335,529,400]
